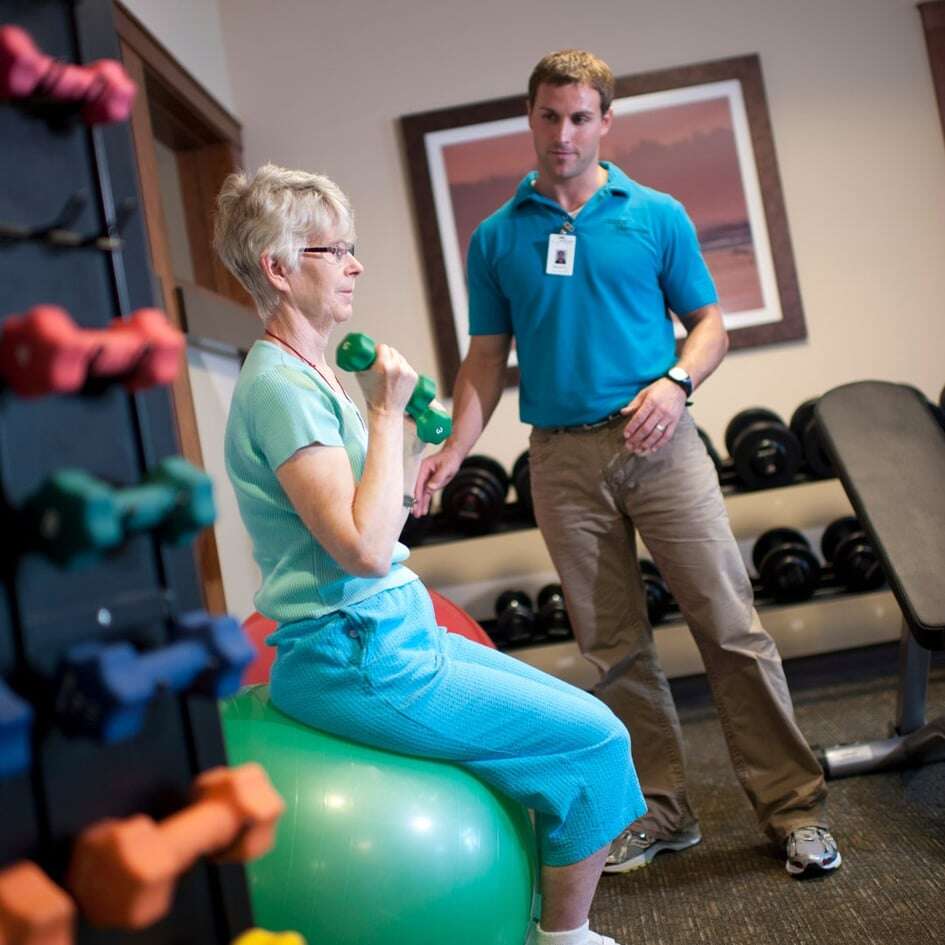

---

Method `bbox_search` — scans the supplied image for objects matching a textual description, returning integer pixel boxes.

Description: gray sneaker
[785,826,841,876]
[603,827,702,873]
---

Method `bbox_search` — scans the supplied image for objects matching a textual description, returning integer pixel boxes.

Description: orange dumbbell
[0,305,184,397]
[67,763,284,930]
[0,25,135,124]
[0,860,75,945]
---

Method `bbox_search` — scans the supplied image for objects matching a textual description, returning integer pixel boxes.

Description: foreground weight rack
[0,3,281,942]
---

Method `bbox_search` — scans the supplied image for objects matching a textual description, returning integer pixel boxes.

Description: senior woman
[215,164,644,945]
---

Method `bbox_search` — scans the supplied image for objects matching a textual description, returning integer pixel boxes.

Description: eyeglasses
[299,241,356,264]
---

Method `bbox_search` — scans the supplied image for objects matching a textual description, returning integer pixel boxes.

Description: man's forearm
[676,306,729,392]
[445,352,506,458]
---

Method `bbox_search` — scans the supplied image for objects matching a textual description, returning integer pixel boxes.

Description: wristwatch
[664,365,693,397]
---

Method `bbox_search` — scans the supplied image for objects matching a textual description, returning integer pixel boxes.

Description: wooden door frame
[114,1,246,614]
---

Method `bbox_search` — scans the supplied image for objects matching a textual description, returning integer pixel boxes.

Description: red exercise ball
[240,586,493,686]
[241,610,277,686]
[428,588,495,648]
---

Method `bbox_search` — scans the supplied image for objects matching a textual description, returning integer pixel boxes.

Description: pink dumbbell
[0,24,136,124]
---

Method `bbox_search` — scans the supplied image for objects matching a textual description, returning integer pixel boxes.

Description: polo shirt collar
[512,161,633,210]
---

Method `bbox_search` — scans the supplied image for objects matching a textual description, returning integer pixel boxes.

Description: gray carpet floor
[590,644,945,945]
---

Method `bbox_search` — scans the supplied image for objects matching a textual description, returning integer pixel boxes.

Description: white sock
[587,932,619,945]
[533,921,621,945]
[534,921,590,945]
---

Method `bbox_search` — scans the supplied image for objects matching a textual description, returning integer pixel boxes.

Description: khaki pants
[528,410,826,843]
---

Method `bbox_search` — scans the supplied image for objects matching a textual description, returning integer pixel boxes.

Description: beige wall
[120,0,236,112]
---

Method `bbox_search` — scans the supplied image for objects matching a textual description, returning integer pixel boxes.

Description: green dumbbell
[23,470,123,568]
[22,456,215,567]
[116,457,215,543]
[336,332,451,444]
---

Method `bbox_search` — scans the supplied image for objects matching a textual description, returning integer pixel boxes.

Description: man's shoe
[603,827,702,874]
[785,826,841,876]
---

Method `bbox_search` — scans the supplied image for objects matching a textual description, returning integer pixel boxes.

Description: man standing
[415,49,840,878]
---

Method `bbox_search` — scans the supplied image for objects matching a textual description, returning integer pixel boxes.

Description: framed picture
[401,54,805,394]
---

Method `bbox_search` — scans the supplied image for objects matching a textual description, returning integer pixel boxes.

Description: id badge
[546,233,576,276]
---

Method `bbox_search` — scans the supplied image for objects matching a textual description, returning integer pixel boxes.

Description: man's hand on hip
[620,379,687,454]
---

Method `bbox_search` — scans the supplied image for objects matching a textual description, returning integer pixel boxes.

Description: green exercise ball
[221,685,538,945]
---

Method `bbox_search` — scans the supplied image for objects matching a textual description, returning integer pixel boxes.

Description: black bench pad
[816,381,945,649]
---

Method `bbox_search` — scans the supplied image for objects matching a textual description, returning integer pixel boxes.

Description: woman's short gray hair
[213,163,354,319]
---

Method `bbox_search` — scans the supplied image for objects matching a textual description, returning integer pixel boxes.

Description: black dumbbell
[536,583,572,641]
[441,455,509,535]
[725,408,803,490]
[54,611,253,743]
[789,398,834,479]
[511,450,534,521]
[493,590,536,648]
[821,517,885,592]
[399,512,434,547]
[640,559,673,626]
[696,426,724,475]
[752,527,821,603]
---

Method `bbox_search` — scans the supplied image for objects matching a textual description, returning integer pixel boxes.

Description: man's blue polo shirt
[467,162,718,428]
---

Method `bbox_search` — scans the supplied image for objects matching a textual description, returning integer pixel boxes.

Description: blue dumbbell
[0,679,33,779]
[55,638,210,743]
[170,610,254,698]
[55,611,253,743]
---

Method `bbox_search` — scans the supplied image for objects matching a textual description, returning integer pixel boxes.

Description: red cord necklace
[264,329,344,395]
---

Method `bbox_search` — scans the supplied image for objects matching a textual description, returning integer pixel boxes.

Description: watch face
[669,367,689,382]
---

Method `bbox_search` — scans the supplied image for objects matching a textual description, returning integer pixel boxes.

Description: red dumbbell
[0,25,135,124]
[0,860,75,945]
[0,305,184,397]
[0,25,50,98]
[98,308,185,390]
[67,763,284,929]
[77,59,137,126]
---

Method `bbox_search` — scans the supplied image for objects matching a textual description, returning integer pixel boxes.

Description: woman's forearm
[350,409,407,574]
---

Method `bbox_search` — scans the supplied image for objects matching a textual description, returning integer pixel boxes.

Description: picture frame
[401,54,806,395]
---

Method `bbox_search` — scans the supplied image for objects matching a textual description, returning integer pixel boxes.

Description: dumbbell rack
[1,2,251,942]
[405,465,835,548]
[484,558,877,655]
[409,475,900,689]
[404,440,831,550]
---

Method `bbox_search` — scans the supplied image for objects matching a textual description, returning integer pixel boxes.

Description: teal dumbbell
[22,456,215,567]
[336,332,451,444]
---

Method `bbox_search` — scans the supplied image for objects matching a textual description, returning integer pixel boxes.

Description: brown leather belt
[541,409,625,434]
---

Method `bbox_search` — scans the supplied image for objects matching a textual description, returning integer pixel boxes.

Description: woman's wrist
[367,404,404,424]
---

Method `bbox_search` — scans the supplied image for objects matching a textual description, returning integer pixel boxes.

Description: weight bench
[814,380,945,778]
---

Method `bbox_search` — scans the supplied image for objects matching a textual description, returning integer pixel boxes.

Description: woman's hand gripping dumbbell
[336,332,451,445]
